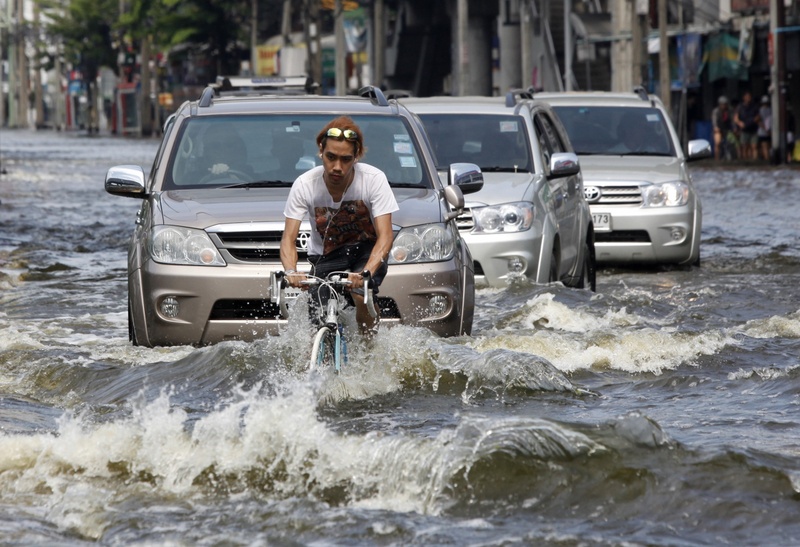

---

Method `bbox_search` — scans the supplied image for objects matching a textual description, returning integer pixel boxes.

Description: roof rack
[358,85,389,107]
[198,76,318,106]
[505,87,536,107]
[199,86,215,107]
[633,86,649,101]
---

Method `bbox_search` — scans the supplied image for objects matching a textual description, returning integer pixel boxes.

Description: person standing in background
[757,95,772,162]
[712,96,735,161]
[712,96,736,161]
[787,106,796,163]
[734,91,760,160]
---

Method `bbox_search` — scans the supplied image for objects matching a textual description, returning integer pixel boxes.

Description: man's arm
[366,213,393,274]
[349,213,393,289]
[280,218,305,287]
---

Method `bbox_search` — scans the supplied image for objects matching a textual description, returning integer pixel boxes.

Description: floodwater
[1,129,799,546]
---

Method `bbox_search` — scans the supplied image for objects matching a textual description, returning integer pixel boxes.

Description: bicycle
[270,270,376,372]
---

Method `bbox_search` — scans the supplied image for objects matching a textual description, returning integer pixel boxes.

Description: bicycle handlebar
[271,270,377,318]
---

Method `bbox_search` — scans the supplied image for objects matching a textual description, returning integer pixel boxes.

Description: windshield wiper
[220,180,293,188]
[480,166,529,172]
[620,151,672,157]
[389,182,425,188]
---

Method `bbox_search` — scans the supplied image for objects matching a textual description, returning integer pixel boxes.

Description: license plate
[283,287,302,300]
[592,212,611,231]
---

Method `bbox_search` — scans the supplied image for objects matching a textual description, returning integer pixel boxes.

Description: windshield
[552,106,676,157]
[418,113,532,172]
[165,114,430,189]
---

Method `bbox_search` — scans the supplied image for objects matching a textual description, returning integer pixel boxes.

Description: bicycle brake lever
[361,270,378,318]
[270,271,285,305]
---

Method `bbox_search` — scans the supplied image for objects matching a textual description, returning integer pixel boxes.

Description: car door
[533,110,581,273]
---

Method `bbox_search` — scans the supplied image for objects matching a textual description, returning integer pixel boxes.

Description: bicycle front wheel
[310,327,338,371]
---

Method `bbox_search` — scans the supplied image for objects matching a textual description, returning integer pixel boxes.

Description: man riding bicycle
[280,116,399,335]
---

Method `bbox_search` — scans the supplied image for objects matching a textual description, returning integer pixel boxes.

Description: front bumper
[461,229,545,287]
[591,203,700,264]
[131,258,469,346]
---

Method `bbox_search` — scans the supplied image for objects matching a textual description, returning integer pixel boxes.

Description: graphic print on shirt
[315,200,375,255]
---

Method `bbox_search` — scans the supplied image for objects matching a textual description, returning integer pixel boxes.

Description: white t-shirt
[284,162,399,256]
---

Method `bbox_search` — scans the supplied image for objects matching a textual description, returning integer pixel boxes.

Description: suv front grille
[209,297,399,321]
[595,185,643,205]
[211,230,310,263]
[456,208,474,231]
[595,230,650,243]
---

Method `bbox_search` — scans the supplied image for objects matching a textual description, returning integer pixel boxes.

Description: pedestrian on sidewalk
[734,91,760,160]
[712,95,735,161]
[757,95,771,162]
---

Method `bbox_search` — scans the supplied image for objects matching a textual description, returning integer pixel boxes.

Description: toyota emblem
[295,231,311,251]
[584,186,601,203]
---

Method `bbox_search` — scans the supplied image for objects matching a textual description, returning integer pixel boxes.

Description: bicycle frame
[270,270,375,372]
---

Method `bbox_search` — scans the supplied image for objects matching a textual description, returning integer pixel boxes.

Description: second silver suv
[403,92,595,290]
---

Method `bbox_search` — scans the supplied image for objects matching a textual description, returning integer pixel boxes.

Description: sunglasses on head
[326,128,358,140]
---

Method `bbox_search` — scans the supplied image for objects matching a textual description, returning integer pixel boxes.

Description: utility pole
[140,34,152,136]
[770,0,787,163]
[16,0,29,128]
[564,0,573,90]
[520,0,533,88]
[457,0,468,95]
[335,0,346,95]
[34,1,43,128]
[251,0,258,75]
[303,0,322,88]
[631,0,646,87]
[658,0,670,117]
[0,0,7,128]
[373,0,384,88]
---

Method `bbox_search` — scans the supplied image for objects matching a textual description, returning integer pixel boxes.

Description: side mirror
[549,152,580,179]
[443,185,465,221]
[105,165,147,198]
[687,139,712,161]
[448,162,484,194]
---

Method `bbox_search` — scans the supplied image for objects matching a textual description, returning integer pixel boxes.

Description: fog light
[670,227,686,242]
[160,296,180,318]
[508,256,525,274]
[429,295,448,317]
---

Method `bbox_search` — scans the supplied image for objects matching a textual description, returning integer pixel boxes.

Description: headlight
[472,202,534,233]
[149,226,226,266]
[642,181,689,207]
[389,223,455,264]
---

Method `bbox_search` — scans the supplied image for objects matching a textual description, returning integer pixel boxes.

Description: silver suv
[538,88,711,267]
[402,92,595,289]
[105,82,483,346]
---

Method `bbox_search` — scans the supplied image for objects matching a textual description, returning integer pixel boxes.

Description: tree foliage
[43,0,272,83]
[42,0,120,81]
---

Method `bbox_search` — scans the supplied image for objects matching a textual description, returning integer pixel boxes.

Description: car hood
[155,187,443,230]
[577,156,685,184]
[459,172,536,207]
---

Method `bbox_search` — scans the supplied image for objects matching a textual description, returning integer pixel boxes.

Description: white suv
[539,88,711,267]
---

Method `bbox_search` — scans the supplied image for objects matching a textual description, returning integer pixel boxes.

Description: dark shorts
[740,131,758,146]
[308,241,388,296]
[306,242,387,325]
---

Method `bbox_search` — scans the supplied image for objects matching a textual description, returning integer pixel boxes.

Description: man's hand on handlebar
[284,271,309,288]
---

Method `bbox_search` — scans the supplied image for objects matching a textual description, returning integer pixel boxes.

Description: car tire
[548,249,559,283]
[576,239,597,291]
[128,301,140,346]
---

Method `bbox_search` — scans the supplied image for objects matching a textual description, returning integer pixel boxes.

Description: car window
[552,106,676,157]
[533,115,553,174]
[417,113,532,172]
[164,114,430,189]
